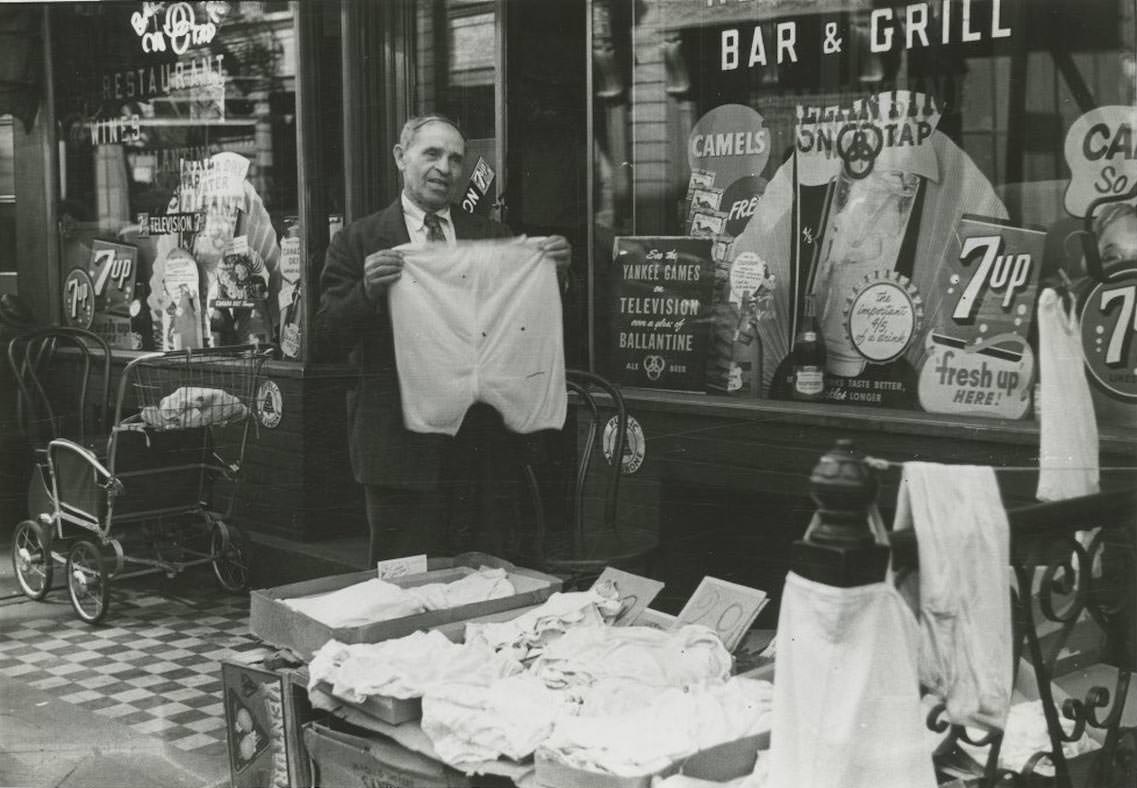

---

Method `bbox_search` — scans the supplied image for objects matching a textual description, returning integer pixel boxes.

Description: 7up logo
[1082,269,1137,401]
[952,234,1034,321]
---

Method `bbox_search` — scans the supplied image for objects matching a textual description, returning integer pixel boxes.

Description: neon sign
[130,2,222,56]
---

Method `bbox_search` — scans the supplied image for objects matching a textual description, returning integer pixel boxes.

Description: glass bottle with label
[728,293,764,397]
[792,295,826,401]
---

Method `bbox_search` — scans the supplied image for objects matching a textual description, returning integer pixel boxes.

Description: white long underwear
[388,238,567,436]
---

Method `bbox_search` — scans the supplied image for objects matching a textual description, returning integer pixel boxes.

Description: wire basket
[116,345,271,431]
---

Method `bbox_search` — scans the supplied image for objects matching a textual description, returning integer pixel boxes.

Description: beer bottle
[792,295,826,401]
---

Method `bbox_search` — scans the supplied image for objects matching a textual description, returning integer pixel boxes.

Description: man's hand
[539,235,572,272]
[363,249,404,303]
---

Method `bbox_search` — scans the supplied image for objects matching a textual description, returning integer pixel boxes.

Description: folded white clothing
[958,700,1100,777]
[539,677,774,778]
[465,590,620,662]
[281,568,515,628]
[532,623,732,697]
[306,632,521,703]
[421,674,571,770]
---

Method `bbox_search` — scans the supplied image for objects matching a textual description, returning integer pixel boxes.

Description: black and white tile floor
[0,585,270,752]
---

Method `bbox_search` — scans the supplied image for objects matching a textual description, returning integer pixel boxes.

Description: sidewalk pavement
[0,523,368,788]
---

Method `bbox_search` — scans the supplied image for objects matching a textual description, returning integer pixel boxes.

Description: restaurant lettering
[101,55,226,102]
[718,0,1015,73]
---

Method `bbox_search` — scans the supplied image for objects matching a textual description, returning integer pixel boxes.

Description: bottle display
[792,296,826,401]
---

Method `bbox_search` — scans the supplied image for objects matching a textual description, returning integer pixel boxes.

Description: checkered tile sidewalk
[0,586,271,751]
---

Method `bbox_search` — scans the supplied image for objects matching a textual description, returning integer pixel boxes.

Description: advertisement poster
[221,663,294,788]
[1062,105,1137,427]
[916,216,1045,419]
[609,237,714,391]
[728,88,1012,412]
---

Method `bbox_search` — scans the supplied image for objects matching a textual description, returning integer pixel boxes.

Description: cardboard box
[534,731,768,788]
[222,661,316,788]
[250,553,562,660]
[303,721,481,788]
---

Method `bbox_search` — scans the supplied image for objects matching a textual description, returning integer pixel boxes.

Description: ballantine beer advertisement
[609,237,714,391]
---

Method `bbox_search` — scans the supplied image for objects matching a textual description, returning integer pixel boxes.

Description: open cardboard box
[250,552,561,661]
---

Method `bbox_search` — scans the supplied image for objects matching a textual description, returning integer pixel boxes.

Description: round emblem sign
[602,415,645,475]
[687,104,771,191]
[845,272,923,365]
[62,268,96,328]
[255,379,283,428]
[1081,267,1137,402]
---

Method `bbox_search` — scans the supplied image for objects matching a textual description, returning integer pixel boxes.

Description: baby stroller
[9,327,270,624]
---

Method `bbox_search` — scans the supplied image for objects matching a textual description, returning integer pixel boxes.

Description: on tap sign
[609,237,714,392]
[1063,105,1137,218]
[917,215,1045,419]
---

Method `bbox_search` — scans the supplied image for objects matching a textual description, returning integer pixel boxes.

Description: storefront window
[53,1,299,354]
[593,0,1137,428]
[0,114,14,295]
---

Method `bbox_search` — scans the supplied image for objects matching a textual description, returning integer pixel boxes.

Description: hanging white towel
[892,462,1012,731]
[1036,287,1100,501]
[388,238,567,436]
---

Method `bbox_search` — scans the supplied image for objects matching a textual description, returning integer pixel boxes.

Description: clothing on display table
[767,572,937,788]
[306,631,521,703]
[465,589,622,662]
[388,238,567,436]
[281,568,514,628]
[892,462,1013,731]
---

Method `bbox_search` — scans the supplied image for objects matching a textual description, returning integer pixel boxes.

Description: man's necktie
[423,212,446,243]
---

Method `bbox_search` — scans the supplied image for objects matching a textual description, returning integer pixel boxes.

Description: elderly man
[315,112,570,565]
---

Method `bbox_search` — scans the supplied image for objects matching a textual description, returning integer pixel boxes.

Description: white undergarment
[388,239,567,436]
[539,677,773,778]
[281,568,515,628]
[307,632,521,702]
[464,590,621,663]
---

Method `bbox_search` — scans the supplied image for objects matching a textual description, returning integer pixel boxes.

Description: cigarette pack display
[249,553,561,660]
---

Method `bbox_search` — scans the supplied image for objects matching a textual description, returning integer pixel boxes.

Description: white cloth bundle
[142,386,247,429]
[421,674,570,769]
[464,590,621,662]
[540,677,773,778]
[281,568,515,628]
[532,624,732,700]
[307,631,521,703]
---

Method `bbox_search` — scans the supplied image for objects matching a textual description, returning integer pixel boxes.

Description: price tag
[590,568,664,626]
[677,576,768,652]
[376,554,428,580]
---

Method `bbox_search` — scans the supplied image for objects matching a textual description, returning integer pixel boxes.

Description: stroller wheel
[210,522,249,593]
[66,540,110,624]
[12,520,54,600]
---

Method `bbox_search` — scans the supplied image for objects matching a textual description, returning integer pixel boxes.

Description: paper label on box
[591,568,664,626]
[376,554,428,580]
[677,577,768,652]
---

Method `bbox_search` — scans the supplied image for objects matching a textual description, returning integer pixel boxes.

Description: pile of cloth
[420,623,748,772]
[141,385,247,429]
[283,567,515,628]
[464,589,622,662]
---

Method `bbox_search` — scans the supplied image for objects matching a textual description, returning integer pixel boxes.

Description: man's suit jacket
[315,198,513,489]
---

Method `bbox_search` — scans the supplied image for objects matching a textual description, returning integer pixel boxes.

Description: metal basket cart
[9,331,271,624]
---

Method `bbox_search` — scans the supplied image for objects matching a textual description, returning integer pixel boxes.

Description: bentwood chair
[525,369,658,589]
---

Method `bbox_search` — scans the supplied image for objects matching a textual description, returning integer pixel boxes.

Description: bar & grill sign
[610,237,713,391]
